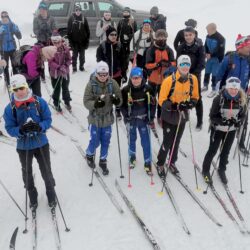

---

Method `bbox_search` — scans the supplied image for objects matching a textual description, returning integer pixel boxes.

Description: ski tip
[157,191,164,197]
[128,184,132,188]
[150,182,155,186]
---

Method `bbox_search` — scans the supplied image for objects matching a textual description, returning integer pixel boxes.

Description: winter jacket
[67,13,90,48]
[217,52,250,91]
[117,17,137,45]
[96,18,117,44]
[83,75,122,128]
[130,29,155,56]
[159,70,199,125]
[4,95,52,150]
[121,80,156,125]
[145,44,175,85]
[173,29,198,51]
[176,39,206,75]
[48,44,71,79]
[22,45,43,80]
[96,40,126,78]
[149,14,166,32]
[0,20,21,52]
[33,14,56,43]
[205,31,225,62]
[210,89,246,132]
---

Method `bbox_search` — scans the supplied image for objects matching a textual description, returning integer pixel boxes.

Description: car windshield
[109,0,123,10]
[48,2,70,17]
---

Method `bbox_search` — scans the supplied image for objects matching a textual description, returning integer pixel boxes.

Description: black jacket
[176,39,205,74]
[67,13,90,48]
[117,18,137,45]
[150,14,166,32]
[174,29,198,51]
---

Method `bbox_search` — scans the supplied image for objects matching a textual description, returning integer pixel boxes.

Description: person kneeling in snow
[3,74,57,209]
[83,61,122,175]
[202,77,246,185]
[121,67,156,175]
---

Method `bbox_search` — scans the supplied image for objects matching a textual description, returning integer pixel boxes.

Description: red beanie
[235,34,250,50]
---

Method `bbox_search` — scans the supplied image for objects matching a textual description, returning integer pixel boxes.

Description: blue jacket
[0,20,22,52]
[217,52,250,90]
[4,96,52,150]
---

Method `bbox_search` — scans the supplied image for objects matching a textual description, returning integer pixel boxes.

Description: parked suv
[45,0,150,43]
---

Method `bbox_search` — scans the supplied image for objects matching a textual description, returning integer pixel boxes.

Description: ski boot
[47,188,57,208]
[65,102,72,112]
[202,171,213,185]
[99,159,109,176]
[169,163,180,175]
[196,122,203,131]
[29,188,38,210]
[115,110,122,121]
[156,164,166,179]
[79,66,85,72]
[86,154,95,168]
[54,104,62,113]
[129,155,136,169]
[144,162,153,176]
[218,169,228,185]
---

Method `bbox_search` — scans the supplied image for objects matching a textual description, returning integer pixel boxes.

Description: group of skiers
[0,1,250,211]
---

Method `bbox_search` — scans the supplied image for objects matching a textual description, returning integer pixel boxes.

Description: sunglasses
[97,73,109,77]
[1,16,8,18]
[179,62,191,67]
[13,87,26,92]
[109,33,117,37]
[228,78,241,84]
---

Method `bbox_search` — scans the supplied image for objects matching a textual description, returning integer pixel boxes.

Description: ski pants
[51,76,71,107]
[127,121,151,164]
[202,128,236,173]
[86,125,112,160]
[193,72,203,125]
[204,57,219,90]
[72,43,85,69]
[157,120,186,166]
[239,112,248,148]
[148,82,161,119]
[17,143,55,191]
[1,50,17,85]
[27,77,42,97]
[121,43,130,73]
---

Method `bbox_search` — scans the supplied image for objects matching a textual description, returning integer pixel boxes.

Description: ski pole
[242,131,250,166]
[127,122,132,188]
[188,112,200,191]
[237,136,244,194]
[115,115,124,178]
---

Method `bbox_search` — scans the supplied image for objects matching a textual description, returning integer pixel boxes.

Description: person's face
[52,40,62,48]
[123,11,130,17]
[104,13,111,20]
[96,72,109,83]
[238,46,250,56]
[184,31,195,44]
[178,62,191,75]
[206,27,216,36]
[143,23,151,32]
[13,87,29,99]
[131,76,142,87]
[75,9,81,16]
[227,88,239,97]
[1,14,9,24]
[39,8,48,18]
[108,32,117,43]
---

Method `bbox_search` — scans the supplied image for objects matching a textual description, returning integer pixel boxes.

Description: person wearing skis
[216,34,250,155]
[202,23,225,96]
[3,74,57,209]
[176,26,205,130]
[149,6,166,32]
[48,32,72,112]
[156,55,199,178]
[96,10,117,44]
[117,7,137,83]
[67,4,90,72]
[121,67,156,175]
[83,61,122,175]
[0,11,22,85]
[202,77,246,184]
[130,19,155,78]
[145,29,175,126]
[96,26,126,119]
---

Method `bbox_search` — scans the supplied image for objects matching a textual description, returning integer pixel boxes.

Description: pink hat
[235,34,250,50]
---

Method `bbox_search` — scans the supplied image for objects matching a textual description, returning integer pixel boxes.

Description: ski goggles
[143,19,151,25]
[97,73,109,77]
[227,77,241,84]
[179,62,191,67]
[13,87,26,92]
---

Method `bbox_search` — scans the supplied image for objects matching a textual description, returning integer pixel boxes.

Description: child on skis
[48,32,72,112]
[121,67,156,175]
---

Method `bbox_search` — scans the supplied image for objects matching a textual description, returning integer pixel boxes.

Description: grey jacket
[83,75,122,127]
[33,14,56,43]
[96,18,117,44]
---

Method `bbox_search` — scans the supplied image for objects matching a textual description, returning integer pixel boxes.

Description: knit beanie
[106,26,117,37]
[150,6,159,15]
[235,34,250,50]
[38,1,48,10]
[185,19,197,28]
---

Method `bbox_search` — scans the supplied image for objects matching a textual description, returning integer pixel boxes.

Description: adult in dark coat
[149,6,166,32]
[67,4,90,72]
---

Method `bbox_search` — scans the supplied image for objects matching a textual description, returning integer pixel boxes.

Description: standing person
[177,26,205,130]
[96,10,116,44]
[156,55,199,178]
[216,34,250,154]
[96,26,126,118]
[67,4,90,72]
[121,67,156,175]
[130,19,155,77]
[145,29,175,125]
[83,61,122,175]
[3,74,57,209]
[48,33,72,112]
[0,11,22,85]
[117,7,137,83]
[202,77,246,184]
[149,6,166,32]
[202,23,225,96]
[173,19,198,51]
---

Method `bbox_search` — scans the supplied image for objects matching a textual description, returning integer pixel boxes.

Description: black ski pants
[239,112,248,148]
[27,77,42,97]
[193,72,203,125]
[1,50,17,85]
[148,82,161,119]
[202,128,236,173]
[157,120,186,166]
[72,43,85,69]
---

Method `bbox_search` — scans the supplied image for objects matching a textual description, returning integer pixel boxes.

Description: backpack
[12,45,33,74]
[134,28,153,52]
[90,76,113,96]
[100,19,114,29]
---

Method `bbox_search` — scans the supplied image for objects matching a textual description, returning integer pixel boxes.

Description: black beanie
[106,26,117,37]
[150,6,159,15]
[184,26,196,34]
[184,19,197,28]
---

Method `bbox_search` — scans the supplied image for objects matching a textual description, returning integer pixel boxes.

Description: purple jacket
[22,45,42,80]
[48,45,71,79]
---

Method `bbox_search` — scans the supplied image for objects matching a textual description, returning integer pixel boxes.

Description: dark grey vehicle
[46,0,150,43]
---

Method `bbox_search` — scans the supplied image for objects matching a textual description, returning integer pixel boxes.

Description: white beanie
[177,55,191,66]
[95,61,109,74]
[10,74,29,90]
[225,77,241,90]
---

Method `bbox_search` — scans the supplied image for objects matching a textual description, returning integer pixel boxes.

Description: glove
[12,24,19,33]
[125,116,131,124]
[0,26,6,34]
[146,37,151,43]
[221,118,235,127]
[129,51,135,61]
[185,100,195,109]
[94,98,105,109]
[20,121,41,135]
[110,94,120,106]
[171,102,178,110]
[59,65,67,75]
[121,75,128,84]
[235,119,243,128]
[178,101,188,111]
[123,34,129,41]
[161,60,170,67]
[148,119,155,129]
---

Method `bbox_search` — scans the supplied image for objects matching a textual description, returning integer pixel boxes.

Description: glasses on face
[179,62,191,67]
[97,73,109,77]
[13,87,26,92]
[109,33,117,37]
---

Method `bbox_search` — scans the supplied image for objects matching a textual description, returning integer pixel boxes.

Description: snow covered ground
[1,1,250,249]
